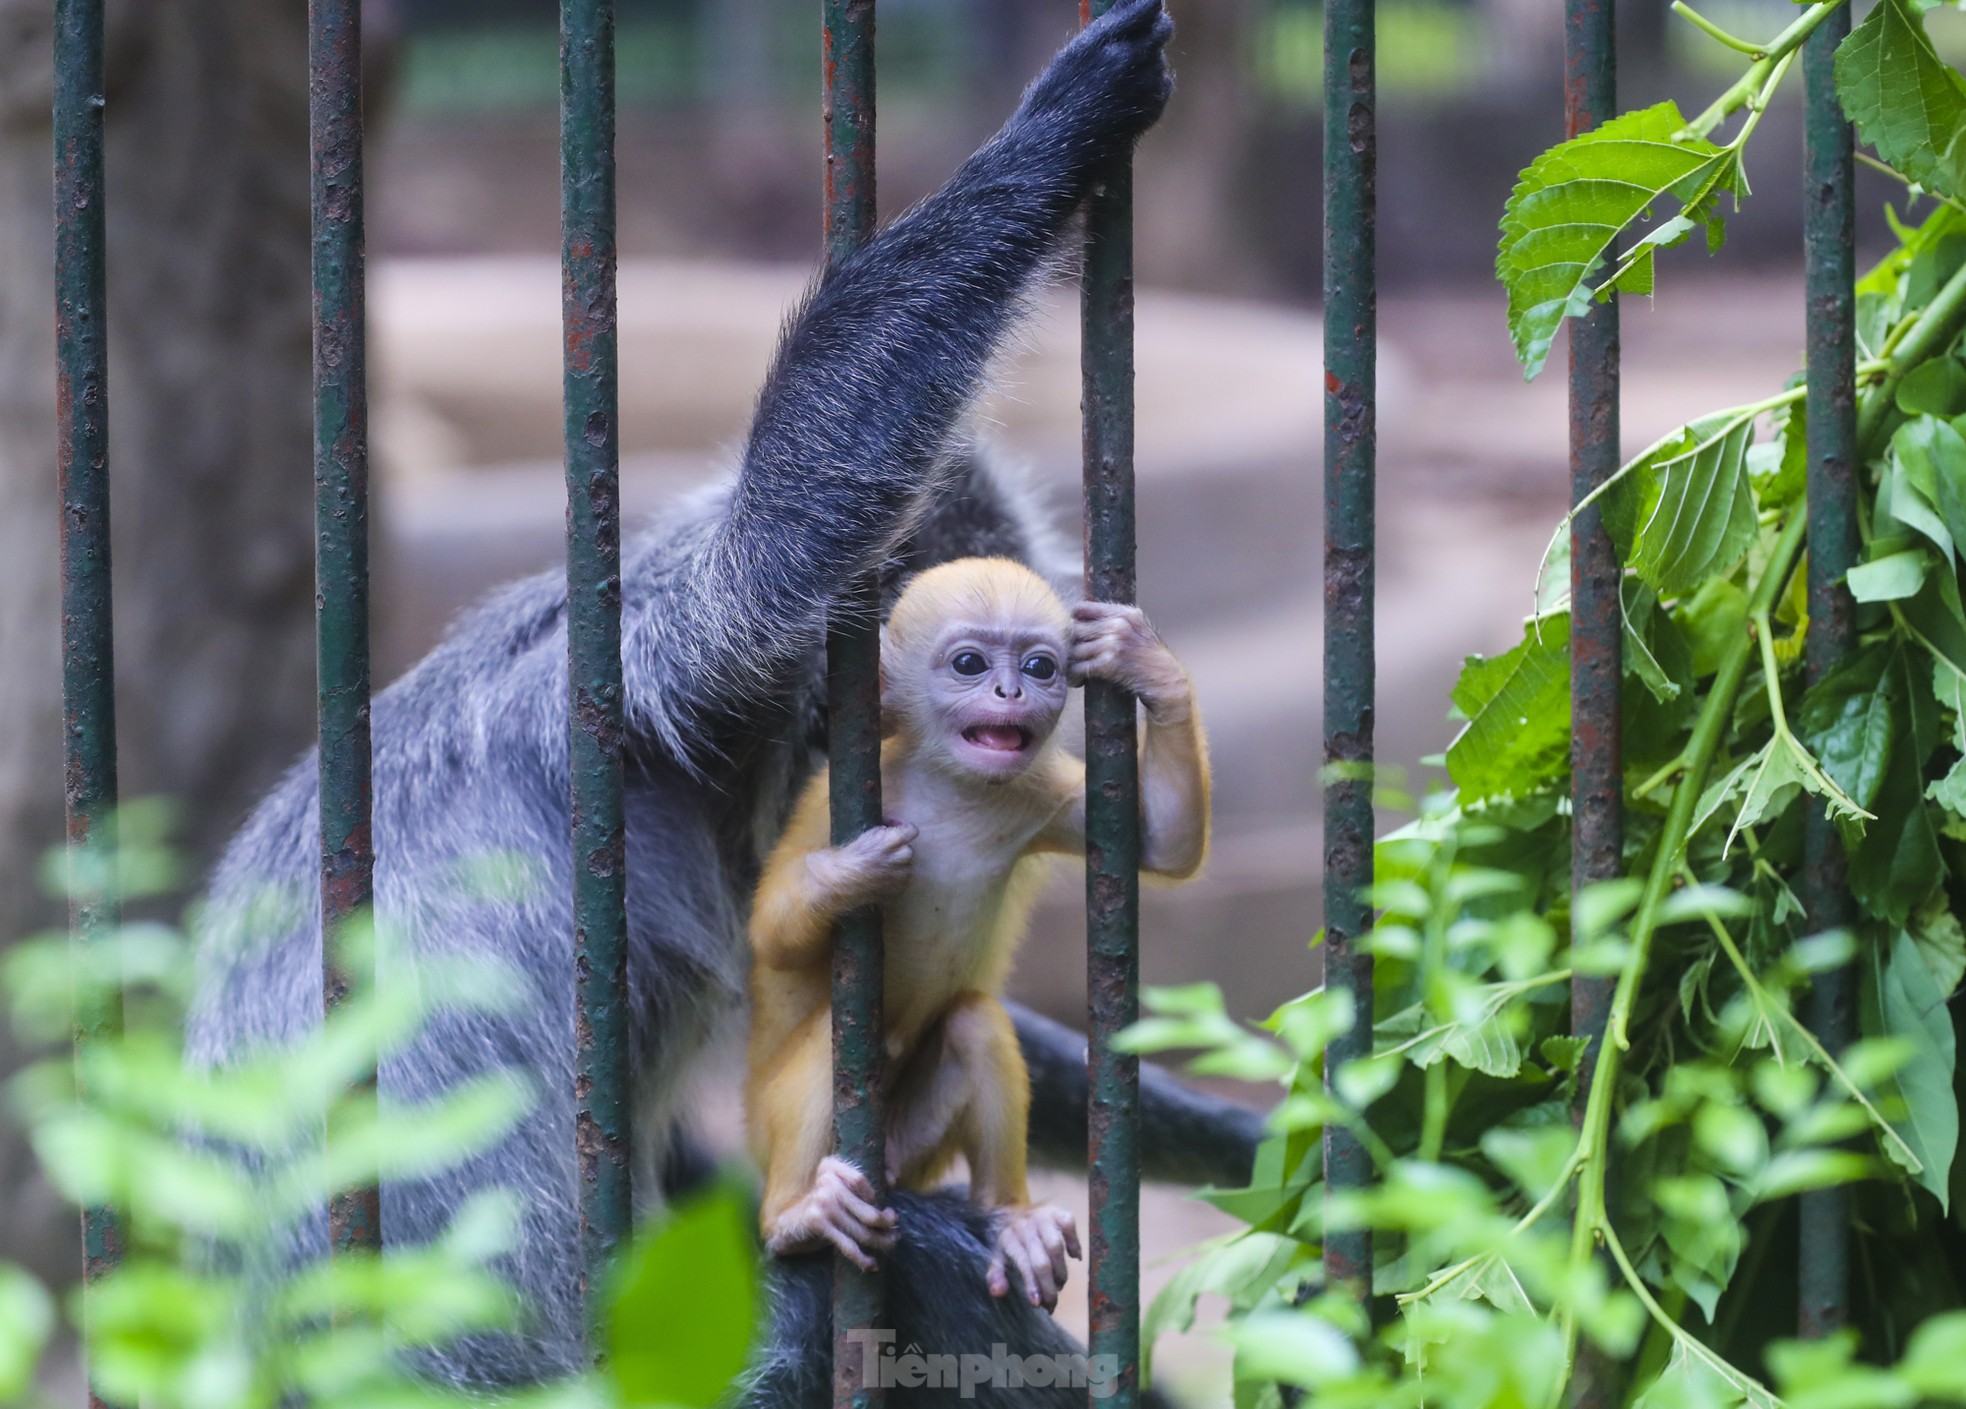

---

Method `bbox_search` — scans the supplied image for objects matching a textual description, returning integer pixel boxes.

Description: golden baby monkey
[746,557,1210,1310]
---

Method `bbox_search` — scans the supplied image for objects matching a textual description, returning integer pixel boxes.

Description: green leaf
[1748,406,1806,512]
[1848,549,1932,603]
[1909,893,1966,997]
[1799,643,1899,811]
[1860,930,1959,1208]
[1679,577,1751,677]
[1606,413,1759,597]
[1633,1338,1769,1409]
[1446,615,1572,804]
[1836,0,1966,202]
[1901,1311,1966,1397]
[0,1264,53,1402]
[1697,730,1870,859]
[1624,580,1694,705]
[1811,643,1946,924]
[1223,1309,1361,1388]
[1897,357,1966,418]
[1499,102,1739,378]
[606,1185,761,1408]
[1889,415,1966,558]
[1145,1234,1304,1377]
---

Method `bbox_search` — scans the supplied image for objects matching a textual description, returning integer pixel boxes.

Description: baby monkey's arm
[750,777,918,970]
[1065,602,1212,878]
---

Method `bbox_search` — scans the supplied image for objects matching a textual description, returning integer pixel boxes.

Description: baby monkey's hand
[1070,602,1193,724]
[807,822,918,912]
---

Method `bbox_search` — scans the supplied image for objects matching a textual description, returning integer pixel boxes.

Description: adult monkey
[190,0,1259,1396]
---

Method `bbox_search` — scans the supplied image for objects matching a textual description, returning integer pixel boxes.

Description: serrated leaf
[1499,102,1738,378]
[1605,412,1759,596]
[1836,0,1966,202]
[1698,731,1870,859]
[1634,1338,1774,1409]
[1446,615,1571,803]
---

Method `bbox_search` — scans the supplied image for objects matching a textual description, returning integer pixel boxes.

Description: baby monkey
[746,557,1210,1310]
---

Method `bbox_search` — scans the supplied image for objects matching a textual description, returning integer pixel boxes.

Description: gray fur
[190,1,1255,1392]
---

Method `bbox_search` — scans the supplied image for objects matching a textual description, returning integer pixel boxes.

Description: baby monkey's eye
[952,651,988,677]
[1022,655,1058,681]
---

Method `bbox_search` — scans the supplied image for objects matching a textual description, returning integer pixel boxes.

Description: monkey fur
[188,2,1263,1398]
[747,559,1209,1313]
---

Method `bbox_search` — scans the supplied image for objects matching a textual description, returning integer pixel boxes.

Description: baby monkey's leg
[932,994,1084,1311]
[755,1014,898,1270]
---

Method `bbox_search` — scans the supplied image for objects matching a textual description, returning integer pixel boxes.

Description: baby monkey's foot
[766,1157,898,1271]
[985,1204,1082,1312]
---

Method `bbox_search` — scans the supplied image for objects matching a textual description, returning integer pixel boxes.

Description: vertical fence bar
[1799,0,1856,1343]
[54,0,122,1395]
[1564,2,1619,1400]
[822,4,884,1406]
[309,0,381,1256]
[1080,0,1142,1402]
[1322,0,1376,1311]
[561,0,633,1314]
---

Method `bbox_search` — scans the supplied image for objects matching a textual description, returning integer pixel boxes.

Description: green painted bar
[309,0,381,1258]
[821,4,885,1406]
[54,0,124,1395]
[1080,3,1143,1403]
[1321,0,1376,1312]
[1563,3,1620,1402]
[561,0,634,1313]
[1799,0,1856,1343]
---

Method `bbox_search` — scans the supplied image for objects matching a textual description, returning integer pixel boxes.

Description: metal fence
[49,1,1862,1408]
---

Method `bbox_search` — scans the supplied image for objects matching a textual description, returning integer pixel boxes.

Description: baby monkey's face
[921,618,1070,781]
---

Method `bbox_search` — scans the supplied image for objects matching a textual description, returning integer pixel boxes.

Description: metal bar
[561,0,633,1314]
[1564,2,1619,1400]
[1080,1,1142,1402]
[1799,0,1856,1343]
[310,0,381,1259]
[54,0,123,1397]
[822,4,884,1407]
[1321,0,1376,1313]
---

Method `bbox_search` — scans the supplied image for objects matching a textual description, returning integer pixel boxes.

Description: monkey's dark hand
[1017,0,1175,160]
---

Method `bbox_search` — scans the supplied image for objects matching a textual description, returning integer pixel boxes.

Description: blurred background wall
[0,0,1943,1348]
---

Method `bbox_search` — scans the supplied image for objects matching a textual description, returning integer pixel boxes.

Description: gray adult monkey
[190,1,1261,1397]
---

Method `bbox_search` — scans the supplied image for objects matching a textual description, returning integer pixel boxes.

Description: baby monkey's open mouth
[962,723,1033,753]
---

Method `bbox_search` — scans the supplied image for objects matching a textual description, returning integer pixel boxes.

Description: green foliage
[1143,3,1966,1405]
[1838,0,1966,203]
[0,825,760,1409]
[1497,102,1738,379]
[607,1188,761,1408]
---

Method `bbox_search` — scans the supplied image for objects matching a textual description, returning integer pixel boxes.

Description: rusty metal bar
[561,0,633,1312]
[1564,1,1619,1400]
[310,0,381,1260]
[1080,0,1143,1401]
[822,3,884,1406]
[1322,0,1376,1312]
[54,0,123,1394]
[1799,0,1856,1343]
